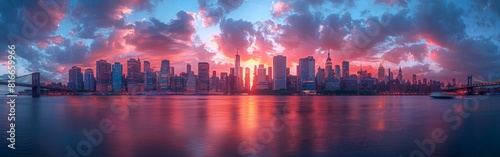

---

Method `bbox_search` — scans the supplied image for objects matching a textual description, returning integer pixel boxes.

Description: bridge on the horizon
[441,75,500,94]
[0,72,71,97]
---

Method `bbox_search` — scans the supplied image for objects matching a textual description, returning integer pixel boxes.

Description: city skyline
[1,0,500,85]
[62,52,458,94]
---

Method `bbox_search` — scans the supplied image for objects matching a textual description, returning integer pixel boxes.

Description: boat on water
[429,92,456,99]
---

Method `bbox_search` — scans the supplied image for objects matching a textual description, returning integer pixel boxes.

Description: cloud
[431,38,500,80]
[413,0,466,47]
[272,1,292,18]
[381,44,428,64]
[375,0,408,7]
[214,18,255,60]
[124,11,196,57]
[70,0,161,38]
[276,11,322,60]
[197,0,244,27]
[0,0,69,46]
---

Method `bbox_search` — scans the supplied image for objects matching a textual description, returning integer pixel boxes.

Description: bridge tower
[466,75,473,95]
[32,72,41,97]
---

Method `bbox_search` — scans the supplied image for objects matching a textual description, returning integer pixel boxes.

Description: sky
[1,0,500,84]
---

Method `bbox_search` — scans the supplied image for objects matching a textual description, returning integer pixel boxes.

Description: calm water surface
[1,95,500,157]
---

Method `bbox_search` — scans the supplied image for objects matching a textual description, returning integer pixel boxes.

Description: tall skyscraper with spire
[378,60,385,82]
[325,49,333,78]
[397,67,403,82]
[235,49,241,92]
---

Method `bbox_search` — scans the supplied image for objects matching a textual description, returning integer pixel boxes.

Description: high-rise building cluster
[66,49,444,94]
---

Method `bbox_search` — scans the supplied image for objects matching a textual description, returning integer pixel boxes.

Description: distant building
[126,58,141,93]
[229,68,236,94]
[83,68,95,91]
[210,71,219,92]
[68,66,83,91]
[186,71,196,92]
[325,50,333,77]
[325,76,340,90]
[316,67,325,90]
[397,67,403,83]
[245,67,251,91]
[378,61,385,83]
[286,75,298,91]
[334,65,341,78]
[198,62,210,92]
[96,60,111,92]
[256,64,268,90]
[112,62,123,91]
[273,55,287,90]
[342,61,349,78]
[220,72,228,94]
[170,75,186,92]
[298,56,315,90]
[344,75,358,90]
[412,74,417,85]
[159,60,170,91]
[235,49,242,91]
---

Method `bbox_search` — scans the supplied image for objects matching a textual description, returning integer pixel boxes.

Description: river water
[1,95,500,157]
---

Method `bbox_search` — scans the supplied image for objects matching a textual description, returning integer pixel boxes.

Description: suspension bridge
[0,72,71,97]
[442,75,500,94]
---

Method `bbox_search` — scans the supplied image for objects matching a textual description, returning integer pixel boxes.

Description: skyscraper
[325,50,333,77]
[112,62,123,91]
[170,67,175,76]
[84,68,95,91]
[397,67,403,82]
[198,62,210,92]
[342,61,349,78]
[256,64,268,90]
[235,49,241,91]
[412,74,417,85]
[267,66,273,89]
[220,72,228,94]
[96,60,111,92]
[316,67,325,90]
[229,68,236,94]
[273,55,287,90]
[159,60,170,91]
[299,56,315,90]
[210,71,219,92]
[378,61,385,82]
[245,67,250,91]
[143,61,155,91]
[334,65,341,78]
[68,66,83,91]
[127,58,141,92]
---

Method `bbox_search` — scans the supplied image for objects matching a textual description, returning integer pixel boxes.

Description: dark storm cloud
[319,12,352,51]
[70,0,162,38]
[45,38,90,65]
[0,0,70,80]
[276,11,322,59]
[124,11,196,55]
[197,0,244,27]
[413,0,466,47]
[215,18,255,59]
[432,38,500,80]
[0,0,69,45]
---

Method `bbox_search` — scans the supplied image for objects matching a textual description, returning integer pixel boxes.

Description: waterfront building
[273,55,287,90]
